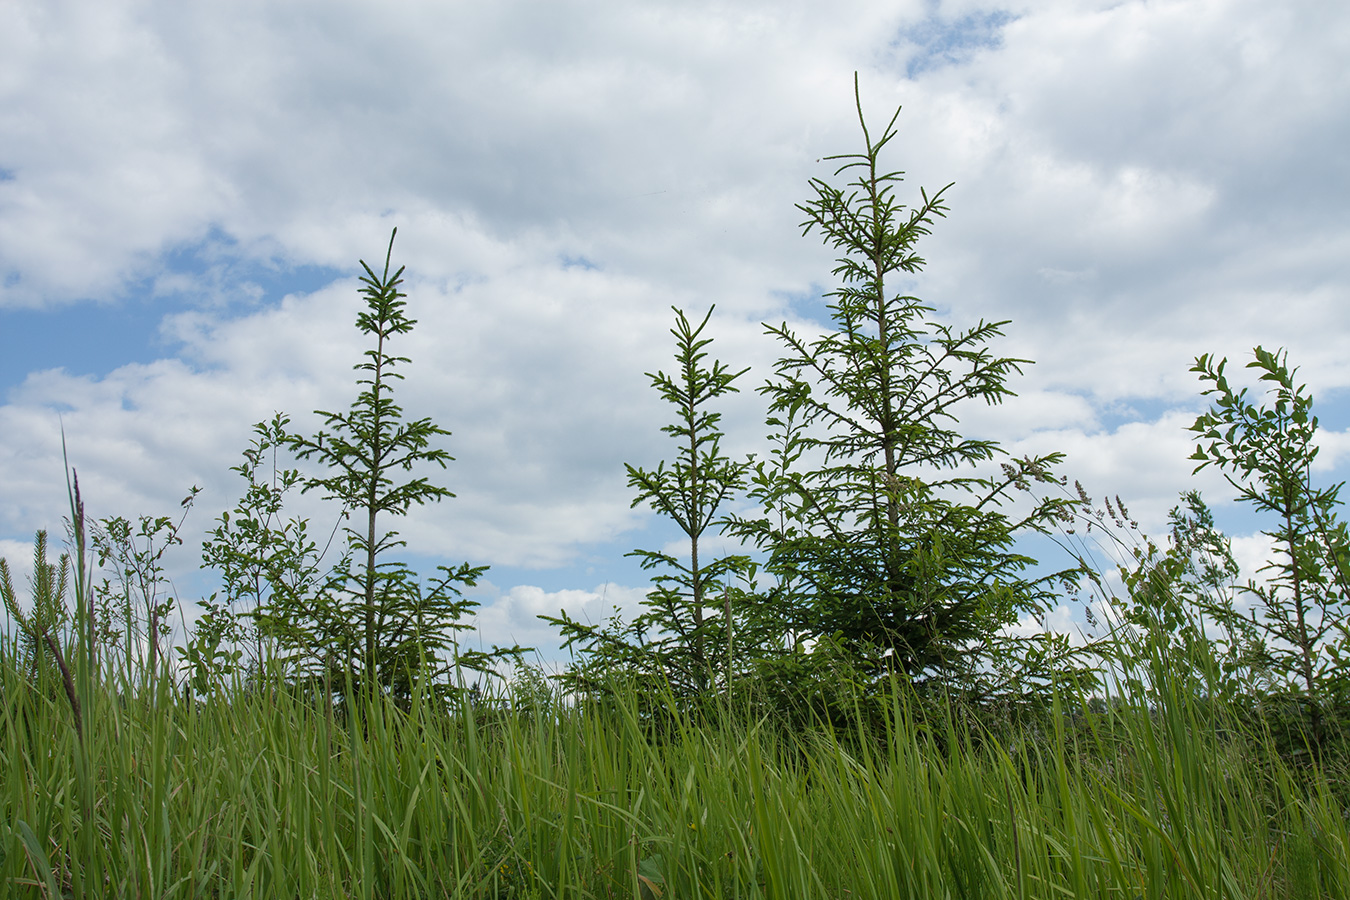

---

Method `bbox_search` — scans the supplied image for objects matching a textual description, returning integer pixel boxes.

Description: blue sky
[2,0,1348,662]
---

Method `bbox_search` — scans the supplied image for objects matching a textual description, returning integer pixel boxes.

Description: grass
[2,634,1349,899]
[1,476,1347,898]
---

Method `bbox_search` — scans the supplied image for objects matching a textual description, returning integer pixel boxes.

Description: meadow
[3,595,1350,899]
[5,85,1350,898]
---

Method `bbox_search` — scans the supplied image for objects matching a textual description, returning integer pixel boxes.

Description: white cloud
[1,0,1347,659]
[465,580,650,662]
[1313,428,1350,474]
[0,538,40,613]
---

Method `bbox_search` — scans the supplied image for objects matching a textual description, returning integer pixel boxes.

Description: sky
[2,0,1348,666]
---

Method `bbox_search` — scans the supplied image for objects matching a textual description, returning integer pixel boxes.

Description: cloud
[465,581,650,663]
[0,538,40,613]
[0,0,909,310]
[1,0,1347,659]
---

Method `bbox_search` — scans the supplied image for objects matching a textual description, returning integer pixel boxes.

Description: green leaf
[13,820,63,900]
[637,854,666,898]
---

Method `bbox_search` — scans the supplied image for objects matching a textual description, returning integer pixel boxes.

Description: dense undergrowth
[2,638,1349,899]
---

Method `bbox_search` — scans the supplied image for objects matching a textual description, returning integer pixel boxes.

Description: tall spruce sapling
[546,307,751,697]
[1188,346,1350,730]
[625,306,751,694]
[279,229,515,702]
[730,76,1077,690]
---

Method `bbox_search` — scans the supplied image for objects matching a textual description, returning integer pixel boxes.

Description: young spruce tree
[271,229,511,703]
[731,77,1075,691]
[547,307,750,699]
[625,306,750,695]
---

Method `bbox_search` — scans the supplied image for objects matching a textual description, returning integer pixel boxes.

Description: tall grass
[2,626,1348,898]
[2,473,1347,898]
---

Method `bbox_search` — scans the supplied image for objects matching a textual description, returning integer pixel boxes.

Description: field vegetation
[3,78,1349,897]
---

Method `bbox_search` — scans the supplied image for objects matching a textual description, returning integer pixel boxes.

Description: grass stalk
[2,615,1349,897]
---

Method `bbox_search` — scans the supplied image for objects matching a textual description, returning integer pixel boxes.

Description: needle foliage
[727,76,1079,698]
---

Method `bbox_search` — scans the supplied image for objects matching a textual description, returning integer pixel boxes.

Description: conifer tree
[624,306,750,694]
[547,307,750,698]
[265,229,511,701]
[730,77,1075,689]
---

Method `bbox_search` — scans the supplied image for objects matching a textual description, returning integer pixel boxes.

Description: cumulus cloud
[1,0,1347,657]
[465,581,650,659]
